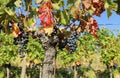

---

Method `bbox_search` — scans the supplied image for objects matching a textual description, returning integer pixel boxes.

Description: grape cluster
[66,31,79,53]
[14,31,29,52]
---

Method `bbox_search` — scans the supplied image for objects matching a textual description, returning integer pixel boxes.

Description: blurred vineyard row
[0,28,120,78]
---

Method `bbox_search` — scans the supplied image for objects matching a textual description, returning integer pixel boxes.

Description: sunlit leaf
[104,2,109,9]
[4,8,15,16]
[60,10,70,25]
[35,0,43,4]
[52,3,60,10]
[83,0,91,9]
[12,23,21,37]
[14,0,22,8]
[43,26,53,35]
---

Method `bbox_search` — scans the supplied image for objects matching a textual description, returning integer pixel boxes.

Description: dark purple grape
[66,31,79,53]
[13,31,29,53]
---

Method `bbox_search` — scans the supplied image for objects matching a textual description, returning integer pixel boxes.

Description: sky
[94,11,120,31]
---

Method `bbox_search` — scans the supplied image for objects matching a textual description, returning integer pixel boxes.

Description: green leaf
[74,0,81,7]
[4,8,15,16]
[60,10,70,25]
[0,0,10,5]
[67,0,74,5]
[104,2,109,9]
[60,11,66,25]
[110,3,118,11]
[107,8,112,18]
[24,18,35,27]
[14,0,22,8]
[114,0,120,15]
[52,3,60,10]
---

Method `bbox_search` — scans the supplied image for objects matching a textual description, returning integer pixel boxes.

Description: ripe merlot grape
[66,31,79,53]
[14,31,29,54]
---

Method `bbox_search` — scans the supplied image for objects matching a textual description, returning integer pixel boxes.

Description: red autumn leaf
[83,0,91,9]
[86,17,99,38]
[38,1,53,27]
[92,1,105,16]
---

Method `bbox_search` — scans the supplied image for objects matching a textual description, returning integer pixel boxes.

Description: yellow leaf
[26,61,30,67]
[34,59,39,64]
[43,26,53,35]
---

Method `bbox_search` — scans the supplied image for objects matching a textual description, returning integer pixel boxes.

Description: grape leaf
[38,1,53,27]
[60,10,70,25]
[83,0,91,9]
[14,0,22,8]
[43,26,53,35]
[107,8,112,18]
[12,23,21,37]
[4,8,15,16]
[104,1,109,9]
[52,3,60,10]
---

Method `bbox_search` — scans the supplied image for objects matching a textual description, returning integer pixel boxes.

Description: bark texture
[20,54,27,78]
[34,30,58,78]
[6,67,10,78]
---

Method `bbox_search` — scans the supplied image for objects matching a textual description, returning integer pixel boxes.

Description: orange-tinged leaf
[83,0,91,9]
[93,0,99,4]
[34,59,39,64]
[12,23,21,37]
[86,17,99,38]
[71,62,76,66]
[26,61,30,67]
[110,61,114,67]
[76,61,81,65]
